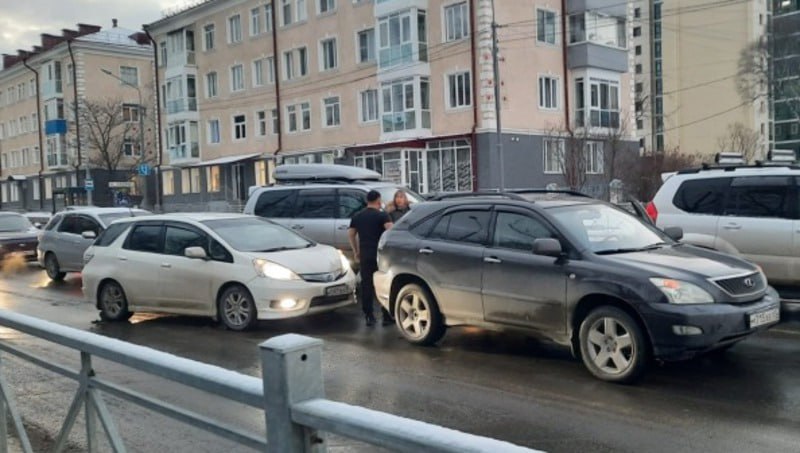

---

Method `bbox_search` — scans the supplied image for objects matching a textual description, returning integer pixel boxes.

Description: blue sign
[138,164,151,176]
[85,179,94,191]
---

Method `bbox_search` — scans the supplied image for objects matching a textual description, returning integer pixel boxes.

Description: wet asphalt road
[0,264,799,452]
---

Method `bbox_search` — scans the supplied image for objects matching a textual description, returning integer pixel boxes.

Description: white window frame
[323,96,341,128]
[230,64,245,92]
[300,102,311,131]
[286,104,298,133]
[359,89,379,123]
[538,75,559,110]
[297,0,307,22]
[446,71,471,110]
[543,138,565,174]
[536,8,558,45]
[281,0,293,26]
[265,3,274,32]
[356,28,376,64]
[318,0,335,15]
[203,23,215,51]
[284,50,295,80]
[207,119,221,144]
[253,59,265,87]
[271,109,279,134]
[233,114,247,140]
[206,166,221,192]
[256,110,268,136]
[228,14,243,44]
[588,77,620,128]
[320,37,338,71]
[585,141,604,174]
[251,7,262,36]
[119,66,139,86]
[266,56,276,84]
[206,72,218,98]
[443,2,469,42]
[162,170,175,196]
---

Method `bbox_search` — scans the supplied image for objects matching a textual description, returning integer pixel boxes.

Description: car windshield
[99,210,151,226]
[549,203,670,254]
[375,187,423,206]
[202,217,313,252]
[0,215,32,232]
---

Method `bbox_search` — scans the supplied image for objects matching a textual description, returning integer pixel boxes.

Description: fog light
[278,299,298,310]
[672,325,703,336]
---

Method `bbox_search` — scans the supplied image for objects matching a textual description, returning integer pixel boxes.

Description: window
[233,114,247,139]
[283,47,308,80]
[585,142,604,174]
[633,26,641,37]
[537,9,557,44]
[206,166,221,192]
[287,104,298,132]
[360,89,378,123]
[447,71,471,109]
[282,0,293,25]
[271,109,279,134]
[231,64,244,91]
[569,12,626,48]
[294,190,336,218]
[163,170,175,195]
[321,38,338,71]
[323,96,341,127]
[318,0,335,14]
[298,47,308,76]
[301,102,311,130]
[493,212,553,251]
[160,41,167,65]
[635,64,642,74]
[538,76,558,109]
[253,59,265,86]
[338,189,367,218]
[122,104,141,122]
[266,57,275,84]
[251,8,262,36]
[254,190,297,217]
[31,113,38,131]
[204,24,215,50]
[723,177,792,219]
[208,119,220,143]
[543,139,564,174]
[265,4,273,32]
[206,72,218,98]
[122,139,140,157]
[120,66,138,86]
[229,14,243,43]
[125,225,163,253]
[357,28,376,63]
[381,77,430,133]
[378,10,427,69]
[164,226,207,256]
[589,78,620,128]
[634,8,641,18]
[297,0,307,21]
[431,210,490,245]
[635,45,641,56]
[257,110,268,136]
[672,178,732,215]
[284,50,295,80]
[444,2,469,42]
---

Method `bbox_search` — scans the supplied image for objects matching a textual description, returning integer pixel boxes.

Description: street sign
[138,163,151,176]
[108,181,134,189]
[85,179,94,191]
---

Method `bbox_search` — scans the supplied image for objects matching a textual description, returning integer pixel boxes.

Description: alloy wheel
[586,317,635,375]
[397,291,430,340]
[223,291,252,328]
[101,285,124,317]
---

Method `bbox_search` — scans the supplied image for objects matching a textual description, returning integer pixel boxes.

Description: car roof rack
[428,191,528,201]
[677,162,800,174]
[508,188,593,198]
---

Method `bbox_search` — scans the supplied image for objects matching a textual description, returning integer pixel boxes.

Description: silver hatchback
[37,207,151,280]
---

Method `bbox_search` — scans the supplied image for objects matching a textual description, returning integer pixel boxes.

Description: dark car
[0,212,40,261]
[373,191,781,383]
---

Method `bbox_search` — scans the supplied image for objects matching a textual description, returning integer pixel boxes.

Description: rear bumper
[374,270,392,312]
[641,288,781,359]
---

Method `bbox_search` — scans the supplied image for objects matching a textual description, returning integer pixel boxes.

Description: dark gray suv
[374,191,781,383]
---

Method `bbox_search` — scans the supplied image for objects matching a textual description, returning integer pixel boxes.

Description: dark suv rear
[373,192,781,383]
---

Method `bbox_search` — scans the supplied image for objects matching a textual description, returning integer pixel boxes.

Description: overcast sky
[0,0,187,57]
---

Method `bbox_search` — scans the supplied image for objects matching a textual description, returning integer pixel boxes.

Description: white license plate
[749,308,780,328]
[325,284,351,297]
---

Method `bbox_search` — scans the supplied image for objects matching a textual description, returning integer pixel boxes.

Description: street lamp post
[101,68,148,209]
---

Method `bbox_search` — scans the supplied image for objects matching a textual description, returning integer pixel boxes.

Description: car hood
[0,230,39,242]
[248,245,343,274]
[599,245,756,279]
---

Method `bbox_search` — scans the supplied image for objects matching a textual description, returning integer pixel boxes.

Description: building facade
[146,0,637,211]
[0,21,154,212]
[772,0,800,156]
[632,0,770,159]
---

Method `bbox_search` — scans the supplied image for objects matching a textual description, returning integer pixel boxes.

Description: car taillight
[645,201,658,222]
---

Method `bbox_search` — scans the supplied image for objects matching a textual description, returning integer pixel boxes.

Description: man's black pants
[360,259,390,319]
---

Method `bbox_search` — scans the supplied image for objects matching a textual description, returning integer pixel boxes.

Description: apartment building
[0,21,154,211]
[772,0,800,156]
[632,0,770,158]
[146,0,636,211]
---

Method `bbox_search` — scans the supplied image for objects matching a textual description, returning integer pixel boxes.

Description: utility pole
[491,0,505,191]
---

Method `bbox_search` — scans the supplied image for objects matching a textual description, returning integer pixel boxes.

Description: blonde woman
[387,190,411,223]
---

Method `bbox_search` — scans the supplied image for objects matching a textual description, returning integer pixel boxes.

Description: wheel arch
[389,273,437,316]
[570,294,652,358]
[215,281,253,316]
[95,278,124,309]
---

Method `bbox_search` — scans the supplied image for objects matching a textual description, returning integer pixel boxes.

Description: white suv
[648,165,800,289]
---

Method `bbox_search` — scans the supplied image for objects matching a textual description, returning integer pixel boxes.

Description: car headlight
[253,259,300,280]
[650,278,715,304]
[338,250,350,271]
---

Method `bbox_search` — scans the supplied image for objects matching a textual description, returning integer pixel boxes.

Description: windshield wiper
[256,246,299,253]
[595,243,670,255]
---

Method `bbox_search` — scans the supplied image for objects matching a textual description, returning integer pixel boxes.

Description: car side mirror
[533,238,563,257]
[185,246,208,260]
[81,231,97,240]
[663,226,683,241]
[34,222,43,229]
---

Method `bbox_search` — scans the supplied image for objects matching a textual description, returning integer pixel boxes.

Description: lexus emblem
[743,278,755,288]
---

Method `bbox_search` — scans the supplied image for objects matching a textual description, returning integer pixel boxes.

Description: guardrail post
[261,334,327,453]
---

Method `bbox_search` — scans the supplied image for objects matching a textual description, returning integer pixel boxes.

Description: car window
[98,210,151,226]
[57,215,80,235]
[164,226,208,256]
[203,217,311,252]
[672,178,731,215]
[45,214,62,231]
[77,216,102,236]
[294,190,336,219]
[0,214,31,232]
[430,210,490,245]
[209,239,233,262]
[254,190,297,218]
[493,212,554,251]
[125,225,163,253]
[338,189,366,219]
[94,223,131,247]
[410,214,439,237]
[724,176,793,219]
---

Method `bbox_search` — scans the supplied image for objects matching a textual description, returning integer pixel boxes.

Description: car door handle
[161,263,172,268]
[723,223,742,230]
[337,225,349,230]
[118,256,128,261]
[419,248,434,255]
[484,256,502,264]
[291,225,304,230]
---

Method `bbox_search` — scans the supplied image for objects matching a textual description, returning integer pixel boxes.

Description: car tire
[579,306,649,384]
[394,283,445,346]
[98,281,133,322]
[218,285,257,331]
[44,253,66,281]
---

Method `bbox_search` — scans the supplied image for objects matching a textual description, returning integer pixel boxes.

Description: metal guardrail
[0,310,540,453]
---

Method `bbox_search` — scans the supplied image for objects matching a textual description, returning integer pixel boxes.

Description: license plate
[24,250,35,256]
[325,284,351,297]
[749,308,780,328]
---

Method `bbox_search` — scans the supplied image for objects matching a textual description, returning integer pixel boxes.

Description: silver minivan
[38,207,151,280]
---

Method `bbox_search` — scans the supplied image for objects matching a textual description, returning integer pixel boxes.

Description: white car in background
[81,213,356,330]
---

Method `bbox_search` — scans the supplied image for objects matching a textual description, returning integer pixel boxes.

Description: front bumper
[641,287,782,359]
[249,270,358,320]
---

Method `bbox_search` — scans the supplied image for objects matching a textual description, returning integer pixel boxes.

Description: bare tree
[628,148,698,201]
[545,124,591,190]
[716,122,761,162]
[737,33,800,123]
[600,114,634,185]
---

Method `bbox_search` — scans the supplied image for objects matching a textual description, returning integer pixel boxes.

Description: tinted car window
[431,210,490,245]
[164,226,207,256]
[294,190,336,219]
[125,225,163,253]
[76,216,102,235]
[254,190,297,218]
[45,214,63,231]
[57,215,80,234]
[0,214,31,232]
[673,178,731,215]
[98,210,151,226]
[94,223,131,247]
[339,189,366,218]
[493,212,554,251]
[724,176,793,219]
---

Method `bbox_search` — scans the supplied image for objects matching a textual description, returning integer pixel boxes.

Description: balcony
[41,80,63,99]
[168,142,200,164]
[166,98,198,115]
[44,119,67,135]
[567,43,628,72]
